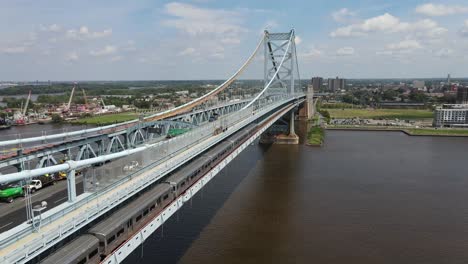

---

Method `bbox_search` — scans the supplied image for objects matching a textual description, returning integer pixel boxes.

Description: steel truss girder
[0,101,248,171]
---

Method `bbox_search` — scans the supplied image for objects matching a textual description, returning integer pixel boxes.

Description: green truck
[0,183,24,203]
[166,128,191,138]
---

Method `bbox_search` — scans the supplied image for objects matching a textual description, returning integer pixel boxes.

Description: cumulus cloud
[110,56,123,62]
[65,51,79,61]
[300,46,323,60]
[336,47,355,56]
[39,24,62,32]
[66,26,112,40]
[162,2,248,60]
[332,8,356,23]
[295,36,302,45]
[386,39,422,51]
[90,45,117,56]
[330,13,447,38]
[1,46,27,54]
[163,2,247,36]
[460,20,468,37]
[178,47,197,56]
[433,48,453,57]
[415,3,468,16]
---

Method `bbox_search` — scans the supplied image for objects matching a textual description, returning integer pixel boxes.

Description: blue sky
[1,0,468,81]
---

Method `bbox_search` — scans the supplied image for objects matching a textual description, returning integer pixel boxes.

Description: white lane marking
[0,222,13,230]
[53,196,67,204]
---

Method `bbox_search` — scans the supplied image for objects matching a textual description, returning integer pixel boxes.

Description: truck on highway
[0,183,24,203]
[36,174,57,187]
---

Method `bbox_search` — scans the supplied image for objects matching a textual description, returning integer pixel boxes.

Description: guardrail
[0,95,304,263]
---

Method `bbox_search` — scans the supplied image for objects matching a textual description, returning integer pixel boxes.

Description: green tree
[51,114,63,123]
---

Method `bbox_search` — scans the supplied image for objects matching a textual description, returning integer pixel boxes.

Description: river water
[123,123,468,264]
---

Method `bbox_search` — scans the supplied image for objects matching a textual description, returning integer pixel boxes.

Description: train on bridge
[40,123,258,264]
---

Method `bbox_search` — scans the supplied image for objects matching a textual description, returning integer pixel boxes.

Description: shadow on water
[125,142,272,264]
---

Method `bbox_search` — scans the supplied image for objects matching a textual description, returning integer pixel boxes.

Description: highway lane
[0,178,84,233]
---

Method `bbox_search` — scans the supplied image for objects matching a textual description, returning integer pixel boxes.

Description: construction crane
[66,83,77,112]
[22,90,31,116]
[82,88,88,108]
[101,98,106,108]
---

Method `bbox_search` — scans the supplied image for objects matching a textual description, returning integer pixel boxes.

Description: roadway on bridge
[0,178,84,233]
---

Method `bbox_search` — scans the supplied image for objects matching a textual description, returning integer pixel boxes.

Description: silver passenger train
[41,123,258,264]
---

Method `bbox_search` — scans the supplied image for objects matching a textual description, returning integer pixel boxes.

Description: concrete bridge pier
[260,110,299,145]
[275,111,299,144]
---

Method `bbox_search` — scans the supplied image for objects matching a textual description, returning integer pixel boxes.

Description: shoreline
[326,126,468,137]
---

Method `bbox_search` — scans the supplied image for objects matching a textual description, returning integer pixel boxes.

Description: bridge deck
[0,97,304,263]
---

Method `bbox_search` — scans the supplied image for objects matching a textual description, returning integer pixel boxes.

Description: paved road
[0,178,84,233]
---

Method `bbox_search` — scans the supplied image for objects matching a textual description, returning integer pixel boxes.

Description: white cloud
[295,36,302,45]
[434,48,453,57]
[65,51,79,61]
[66,26,112,40]
[90,45,117,56]
[460,20,468,37]
[332,8,356,23]
[336,47,355,56]
[40,24,62,32]
[162,2,248,60]
[1,46,27,54]
[300,46,323,60]
[162,2,247,37]
[122,40,137,51]
[110,56,123,62]
[386,39,422,51]
[178,47,196,56]
[415,3,468,16]
[330,13,447,38]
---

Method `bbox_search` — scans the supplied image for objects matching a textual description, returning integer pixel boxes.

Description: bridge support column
[260,111,299,145]
[67,169,76,202]
[298,84,314,120]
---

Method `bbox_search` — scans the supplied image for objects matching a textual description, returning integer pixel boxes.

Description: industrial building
[433,104,468,127]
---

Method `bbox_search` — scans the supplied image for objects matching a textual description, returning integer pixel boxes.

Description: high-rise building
[327,77,346,91]
[311,77,323,91]
[457,87,468,104]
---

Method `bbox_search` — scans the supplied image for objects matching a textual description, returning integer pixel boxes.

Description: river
[123,123,468,264]
[0,123,90,142]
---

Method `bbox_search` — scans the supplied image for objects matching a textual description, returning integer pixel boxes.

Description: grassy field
[327,108,433,120]
[307,126,325,145]
[71,112,138,125]
[406,128,468,136]
[327,125,468,137]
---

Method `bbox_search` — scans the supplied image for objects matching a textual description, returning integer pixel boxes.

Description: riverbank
[327,108,433,120]
[307,126,325,146]
[69,112,138,125]
[327,126,468,137]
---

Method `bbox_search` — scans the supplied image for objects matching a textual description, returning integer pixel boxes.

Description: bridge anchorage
[0,29,308,264]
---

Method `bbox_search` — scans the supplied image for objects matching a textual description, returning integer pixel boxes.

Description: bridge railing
[0,94,304,263]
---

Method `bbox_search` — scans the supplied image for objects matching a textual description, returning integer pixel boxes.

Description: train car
[41,234,100,264]
[164,156,211,196]
[226,124,257,145]
[88,184,172,257]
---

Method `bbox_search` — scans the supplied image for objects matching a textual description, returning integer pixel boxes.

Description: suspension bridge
[0,30,314,264]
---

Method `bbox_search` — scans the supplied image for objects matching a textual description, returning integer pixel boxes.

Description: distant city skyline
[1,1,468,81]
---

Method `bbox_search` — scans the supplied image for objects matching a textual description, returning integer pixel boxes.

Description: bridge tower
[263,30,299,97]
[259,30,300,144]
